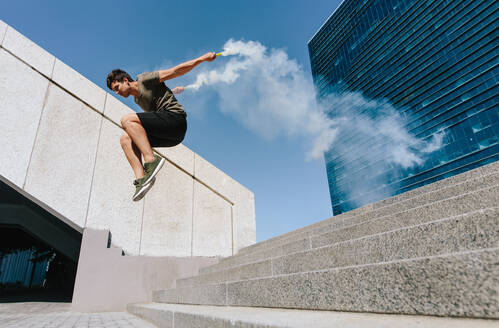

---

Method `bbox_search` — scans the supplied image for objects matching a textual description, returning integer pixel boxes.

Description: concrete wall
[71,228,218,312]
[0,19,255,257]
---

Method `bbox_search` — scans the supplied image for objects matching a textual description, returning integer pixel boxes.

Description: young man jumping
[106,52,217,201]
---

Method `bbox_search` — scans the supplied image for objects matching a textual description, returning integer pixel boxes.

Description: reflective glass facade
[308,0,498,215]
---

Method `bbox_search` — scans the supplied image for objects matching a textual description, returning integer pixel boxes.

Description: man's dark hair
[106,69,134,90]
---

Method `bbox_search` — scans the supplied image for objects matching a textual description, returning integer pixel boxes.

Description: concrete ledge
[2,25,55,78]
[155,144,195,176]
[0,20,7,45]
[128,303,499,328]
[52,59,106,113]
[103,93,135,127]
[194,154,253,203]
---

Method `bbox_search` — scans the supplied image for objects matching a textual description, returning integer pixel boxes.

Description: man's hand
[201,52,217,62]
[172,86,185,94]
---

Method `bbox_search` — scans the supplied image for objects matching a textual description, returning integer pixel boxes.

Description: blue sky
[1,0,342,242]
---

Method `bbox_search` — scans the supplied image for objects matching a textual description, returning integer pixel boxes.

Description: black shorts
[136,110,187,147]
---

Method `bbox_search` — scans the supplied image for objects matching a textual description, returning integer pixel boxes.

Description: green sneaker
[132,176,156,201]
[143,154,166,185]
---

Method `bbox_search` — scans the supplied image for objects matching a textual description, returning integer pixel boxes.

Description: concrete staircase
[127,161,499,327]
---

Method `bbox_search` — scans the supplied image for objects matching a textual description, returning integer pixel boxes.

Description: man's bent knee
[121,113,140,129]
[120,133,131,146]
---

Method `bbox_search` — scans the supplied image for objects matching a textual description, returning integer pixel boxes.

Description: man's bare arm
[159,52,216,82]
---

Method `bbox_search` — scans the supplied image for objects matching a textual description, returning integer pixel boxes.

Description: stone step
[154,248,499,318]
[236,161,498,257]
[176,207,498,288]
[228,168,499,262]
[201,181,499,274]
[127,303,499,328]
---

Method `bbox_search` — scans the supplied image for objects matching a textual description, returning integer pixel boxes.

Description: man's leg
[121,113,155,163]
[121,113,166,186]
[120,133,145,179]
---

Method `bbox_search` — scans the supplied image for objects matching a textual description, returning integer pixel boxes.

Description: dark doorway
[0,179,82,303]
[0,226,77,302]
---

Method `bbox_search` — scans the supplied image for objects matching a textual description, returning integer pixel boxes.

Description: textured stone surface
[232,195,256,252]
[211,174,497,270]
[192,181,232,257]
[479,160,499,175]
[347,172,499,227]
[127,303,173,328]
[238,163,495,259]
[0,49,49,188]
[0,302,157,328]
[175,312,228,328]
[227,259,272,282]
[205,236,311,275]
[156,163,499,321]
[176,269,227,289]
[227,249,499,318]
[194,154,237,201]
[372,164,487,210]
[179,259,272,288]
[194,154,254,202]
[273,208,499,275]
[154,284,226,305]
[0,20,7,45]
[128,302,499,328]
[192,207,499,286]
[312,185,499,248]
[194,153,256,253]
[141,160,194,256]
[24,83,102,228]
[85,119,143,254]
[235,217,340,259]
[103,93,135,127]
[201,171,498,276]
[156,144,196,176]
[2,25,55,78]
[52,59,106,113]
[237,166,490,257]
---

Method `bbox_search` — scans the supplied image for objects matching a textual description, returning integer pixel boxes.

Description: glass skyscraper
[308,0,498,215]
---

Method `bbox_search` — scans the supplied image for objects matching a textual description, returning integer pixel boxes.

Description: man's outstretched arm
[159,52,216,82]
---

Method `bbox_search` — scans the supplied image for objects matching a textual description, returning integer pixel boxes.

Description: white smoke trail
[185,40,267,91]
[179,39,445,204]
